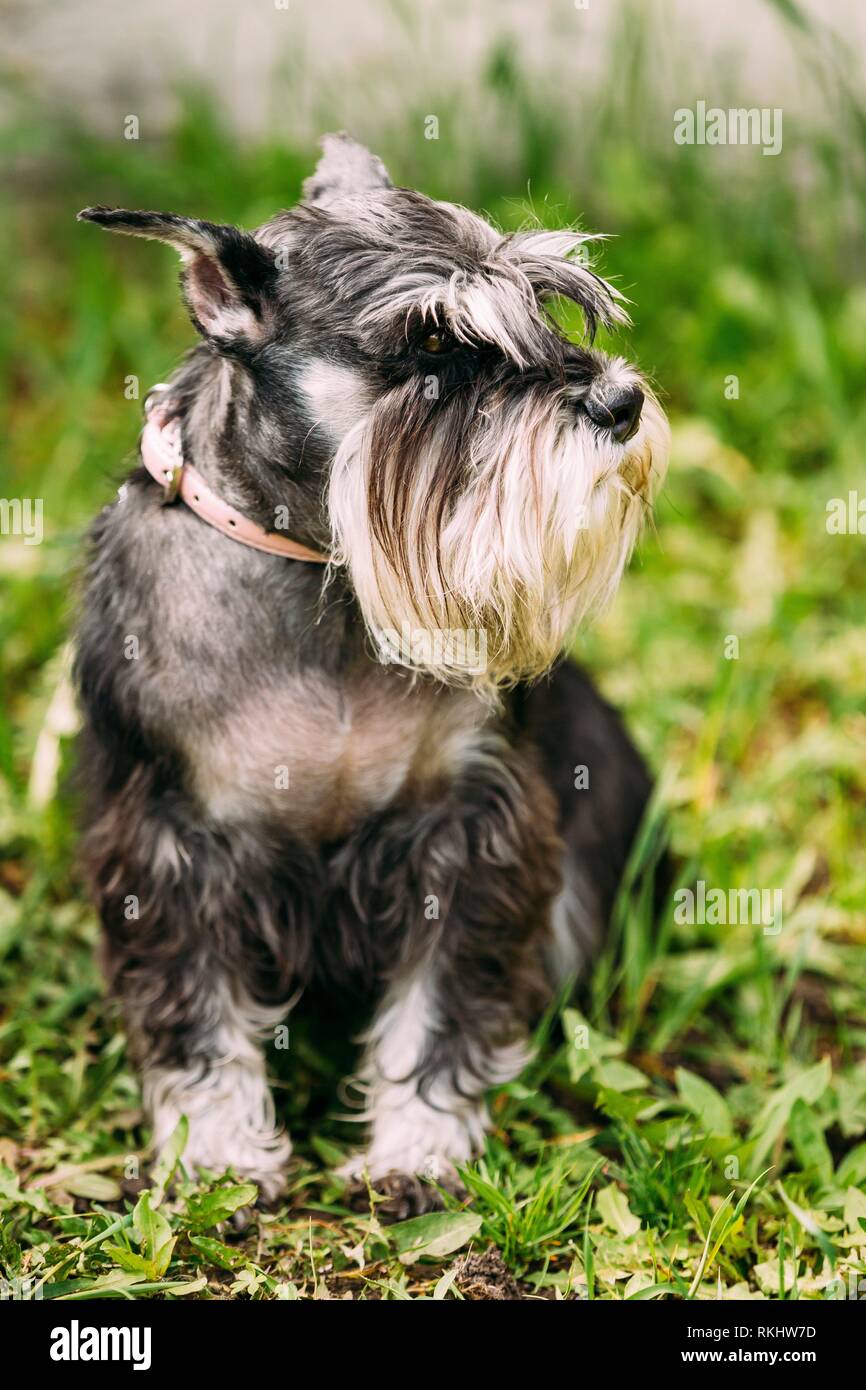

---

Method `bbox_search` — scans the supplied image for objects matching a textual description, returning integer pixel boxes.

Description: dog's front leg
[337,746,562,1215]
[139,978,291,1205]
[85,797,294,1203]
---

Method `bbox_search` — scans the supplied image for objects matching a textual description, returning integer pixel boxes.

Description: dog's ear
[77,207,278,347]
[302,132,393,210]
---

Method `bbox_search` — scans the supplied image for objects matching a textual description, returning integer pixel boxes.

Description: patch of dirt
[452,1246,525,1301]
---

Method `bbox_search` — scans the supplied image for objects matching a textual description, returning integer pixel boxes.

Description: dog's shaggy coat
[74,135,668,1208]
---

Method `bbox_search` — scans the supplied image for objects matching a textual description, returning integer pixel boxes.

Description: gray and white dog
[74,134,669,1212]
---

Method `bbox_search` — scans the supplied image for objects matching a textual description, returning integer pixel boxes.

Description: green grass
[2,0,866,1299]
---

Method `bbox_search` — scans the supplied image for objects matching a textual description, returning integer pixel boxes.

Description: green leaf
[562,1007,623,1085]
[676,1067,732,1135]
[433,1267,459,1299]
[788,1098,833,1185]
[133,1190,176,1278]
[582,1211,595,1301]
[843,1186,866,1237]
[776,1183,836,1269]
[64,1173,123,1201]
[389,1211,482,1262]
[51,1270,149,1298]
[184,1183,258,1230]
[125,1275,208,1297]
[62,1273,208,1299]
[836,1143,866,1188]
[748,1059,831,1175]
[189,1234,248,1271]
[0,1168,52,1216]
[102,1245,153,1276]
[594,1086,650,1125]
[595,1059,649,1091]
[626,1281,676,1300]
[596,1184,641,1237]
[688,1173,767,1298]
[150,1115,188,1202]
[310,1135,345,1166]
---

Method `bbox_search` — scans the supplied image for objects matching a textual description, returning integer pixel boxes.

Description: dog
[74,133,669,1213]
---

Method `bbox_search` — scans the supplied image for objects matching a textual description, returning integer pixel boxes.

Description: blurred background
[1,0,866,1299]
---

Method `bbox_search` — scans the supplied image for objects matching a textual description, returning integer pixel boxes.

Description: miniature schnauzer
[74,134,669,1212]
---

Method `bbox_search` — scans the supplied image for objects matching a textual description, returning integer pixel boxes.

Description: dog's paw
[339,1163,468,1222]
[151,1115,291,1209]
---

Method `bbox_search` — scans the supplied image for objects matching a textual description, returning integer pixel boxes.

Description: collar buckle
[160,461,184,504]
[144,390,184,504]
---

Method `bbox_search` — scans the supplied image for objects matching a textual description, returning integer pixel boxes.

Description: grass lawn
[1,2,865,1299]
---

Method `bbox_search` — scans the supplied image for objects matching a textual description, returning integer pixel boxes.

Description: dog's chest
[183,669,488,841]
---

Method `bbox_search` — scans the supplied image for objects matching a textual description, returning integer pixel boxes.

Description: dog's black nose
[583,385,644,443]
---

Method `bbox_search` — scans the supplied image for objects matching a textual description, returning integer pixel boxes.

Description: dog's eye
[419,328,457,355]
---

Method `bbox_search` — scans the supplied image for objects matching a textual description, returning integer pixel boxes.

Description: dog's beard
[328,377,669,694]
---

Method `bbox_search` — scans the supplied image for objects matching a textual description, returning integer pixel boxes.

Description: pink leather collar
[139,407,330,564]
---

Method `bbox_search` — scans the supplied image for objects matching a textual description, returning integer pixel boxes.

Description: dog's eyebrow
[359,272,555,368]
[497,230,631,336]
[354,233,627,365]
